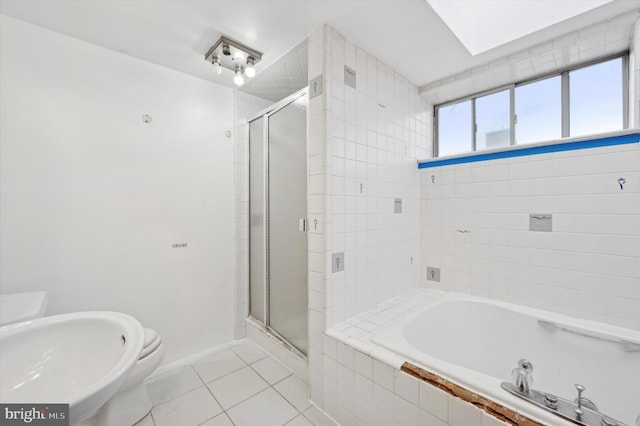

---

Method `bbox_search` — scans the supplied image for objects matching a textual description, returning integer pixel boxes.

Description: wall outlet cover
[332,252,344,273]
[394,198,402,213]
[529,213,552,232]
[427,267,440,282]
[344,66,356,89]
[309,75,323,99]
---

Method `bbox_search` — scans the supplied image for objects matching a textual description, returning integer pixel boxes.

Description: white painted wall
[0,16,235,364]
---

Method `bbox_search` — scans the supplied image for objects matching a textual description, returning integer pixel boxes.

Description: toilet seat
[140,328,161,360]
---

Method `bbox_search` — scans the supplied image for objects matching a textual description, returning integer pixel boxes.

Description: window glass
[434,55,626,157]
[437,100,472,157]
[515,76,561,144]
[570,58,623,137]
[475,89,510,151]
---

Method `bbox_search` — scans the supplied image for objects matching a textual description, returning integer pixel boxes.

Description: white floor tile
[251,356,293,384]
[199,413,234,426]
[151,386,222,426]
[232,340,269,364]
[226,388,298,426]
[285,414,314,426]
[145,365,204,406]
[302,406,338,426]
[192,349,247,383]
[206,366,270,409]
[274,375,312,411]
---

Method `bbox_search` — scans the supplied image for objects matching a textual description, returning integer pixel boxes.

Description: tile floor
[140,340,336,426]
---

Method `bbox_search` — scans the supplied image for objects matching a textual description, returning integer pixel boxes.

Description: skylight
[426,0,613,56]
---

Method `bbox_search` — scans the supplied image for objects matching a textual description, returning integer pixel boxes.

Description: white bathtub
[372,292,640,426]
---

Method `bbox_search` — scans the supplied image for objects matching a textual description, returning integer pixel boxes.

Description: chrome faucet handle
[518,359,534,373]
[575,384,585,418]
[512,367,532,395]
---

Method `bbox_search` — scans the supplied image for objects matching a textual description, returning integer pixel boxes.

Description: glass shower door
[249,117,265,323]
[248,90,308,356]
[268,95,308,354]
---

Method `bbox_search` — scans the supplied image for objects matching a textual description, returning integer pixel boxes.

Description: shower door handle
[299,218,306,232]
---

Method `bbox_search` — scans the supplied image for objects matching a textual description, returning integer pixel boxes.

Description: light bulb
[245,57,256,78]
[233,51,245,62]
[234,70,244,86]
[212,60,221,76]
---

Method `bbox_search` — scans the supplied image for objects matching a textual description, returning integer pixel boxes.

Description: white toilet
[96,327,164,426]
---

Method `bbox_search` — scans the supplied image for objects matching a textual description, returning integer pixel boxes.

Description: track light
[204,36,262,85]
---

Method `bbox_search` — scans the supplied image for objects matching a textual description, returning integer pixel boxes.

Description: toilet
[96,328,164,426]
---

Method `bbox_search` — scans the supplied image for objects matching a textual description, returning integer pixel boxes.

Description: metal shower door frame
[247,87,308,358]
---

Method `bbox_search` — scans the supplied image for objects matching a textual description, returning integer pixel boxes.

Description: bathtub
[371,292,640,426]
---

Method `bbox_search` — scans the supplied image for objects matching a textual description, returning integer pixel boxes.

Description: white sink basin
[0,291,48,326]
[0,311,144,425]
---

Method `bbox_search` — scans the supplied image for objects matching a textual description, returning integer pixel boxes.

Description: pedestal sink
[0,311,144,426]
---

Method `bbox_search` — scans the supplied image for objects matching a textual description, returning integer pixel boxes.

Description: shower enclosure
[248,88,308,356]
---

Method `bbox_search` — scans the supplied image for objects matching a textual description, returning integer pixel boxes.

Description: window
[437,100,472,157]
[435,55,627,157]
[570,59,624,137]
[476,89,510,151]
[515,76,561,144]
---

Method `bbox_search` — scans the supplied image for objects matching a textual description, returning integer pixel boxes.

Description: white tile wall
[316,25,429,328]
[319,332,508,426]
[420,142,640,331]
[307,24,430,413]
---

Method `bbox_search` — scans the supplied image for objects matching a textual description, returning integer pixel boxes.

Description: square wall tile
[448,396,483,426]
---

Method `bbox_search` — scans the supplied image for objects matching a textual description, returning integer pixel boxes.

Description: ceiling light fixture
[205,36,262,86]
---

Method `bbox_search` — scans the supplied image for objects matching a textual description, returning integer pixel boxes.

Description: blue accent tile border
[418,133,640,169]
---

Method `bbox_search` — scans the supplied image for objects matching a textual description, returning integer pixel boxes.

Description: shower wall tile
[321,26,429,327]
[419,141,640,331]
[306,24,429,415]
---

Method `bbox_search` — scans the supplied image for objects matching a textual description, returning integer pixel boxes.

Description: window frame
[434,52,629,158]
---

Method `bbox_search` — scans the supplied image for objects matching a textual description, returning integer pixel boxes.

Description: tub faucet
[512,359,533,395]
[512,368,532,394]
